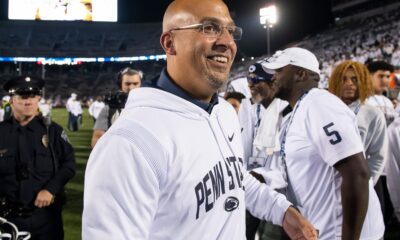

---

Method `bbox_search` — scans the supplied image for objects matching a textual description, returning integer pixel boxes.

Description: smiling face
[340,68,359,105]
[161,0,237,101]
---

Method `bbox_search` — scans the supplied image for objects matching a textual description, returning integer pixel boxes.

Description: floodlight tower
[260,5,277,56]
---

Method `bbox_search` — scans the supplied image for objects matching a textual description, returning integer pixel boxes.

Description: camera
[104,91,128,109]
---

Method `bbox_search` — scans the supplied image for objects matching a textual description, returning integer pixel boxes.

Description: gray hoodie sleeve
[362,107,388,185]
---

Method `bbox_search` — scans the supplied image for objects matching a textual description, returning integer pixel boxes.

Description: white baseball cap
[261,47,320,75]
[2,95,10,102]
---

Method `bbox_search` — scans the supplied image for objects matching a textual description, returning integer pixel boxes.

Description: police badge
[42,134,49,148]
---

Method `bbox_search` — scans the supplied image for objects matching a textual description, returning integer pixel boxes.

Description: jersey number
[323,122,342,145]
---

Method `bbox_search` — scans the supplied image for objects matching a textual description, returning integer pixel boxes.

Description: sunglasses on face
[247,76,272,84]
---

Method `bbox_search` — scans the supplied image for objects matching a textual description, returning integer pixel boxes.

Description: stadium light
[260,5,277,55]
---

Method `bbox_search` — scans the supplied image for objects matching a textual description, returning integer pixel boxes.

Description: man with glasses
[0,76,76,239]
[83,1,317,239]
[91,67,142,147]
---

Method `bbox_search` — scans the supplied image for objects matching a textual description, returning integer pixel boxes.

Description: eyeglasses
[247,76,272,84]
[170,22,243,40]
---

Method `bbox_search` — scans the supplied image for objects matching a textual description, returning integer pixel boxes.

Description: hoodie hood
[125,87,222,120]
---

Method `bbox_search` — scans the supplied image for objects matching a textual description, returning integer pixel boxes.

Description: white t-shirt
[283,88,384,240]
[366,95,397,125]
[89,100,105,119]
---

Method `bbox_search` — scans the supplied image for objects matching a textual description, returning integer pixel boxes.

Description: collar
[11,116,42,132]
[156,69,219,114]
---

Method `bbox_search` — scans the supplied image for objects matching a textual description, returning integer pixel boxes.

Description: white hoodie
[82,87,291,240]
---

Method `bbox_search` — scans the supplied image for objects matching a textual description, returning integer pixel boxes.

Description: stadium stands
[229,2,400,90]
[1,1,399,100]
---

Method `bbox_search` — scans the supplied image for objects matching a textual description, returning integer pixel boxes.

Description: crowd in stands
[230,3,400,92]
[1,3,399,107]
[0,60,165,106]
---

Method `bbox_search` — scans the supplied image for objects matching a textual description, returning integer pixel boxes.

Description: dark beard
[208,75,225,90]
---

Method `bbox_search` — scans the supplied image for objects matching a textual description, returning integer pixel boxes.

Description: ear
[294,69,307,82]
[160,32,176,55]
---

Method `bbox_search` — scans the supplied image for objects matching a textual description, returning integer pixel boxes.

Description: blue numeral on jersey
[323,122,342,145]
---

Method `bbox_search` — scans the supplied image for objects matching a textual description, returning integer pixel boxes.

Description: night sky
[0,0,334,57]
[119,0,334,57]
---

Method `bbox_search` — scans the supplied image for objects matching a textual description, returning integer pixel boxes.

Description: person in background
[248,61,293,240]
[66,93,77,131]
[88,96,105,123]
[366,60,397,125]
[39,98,53,118]
[1,95,12,121]
[366,60,397,225]
[67,94,81,132]
[91,67,142,147]
[224,91,245,114]
[0,76,76,240]
[328,60,388,186]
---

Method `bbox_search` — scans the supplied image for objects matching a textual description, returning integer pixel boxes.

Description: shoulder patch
[61,131,69,143]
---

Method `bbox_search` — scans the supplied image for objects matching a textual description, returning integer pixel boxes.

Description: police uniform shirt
[0,116,76,206]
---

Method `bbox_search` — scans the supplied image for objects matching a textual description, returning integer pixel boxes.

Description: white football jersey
[283,88,384,240]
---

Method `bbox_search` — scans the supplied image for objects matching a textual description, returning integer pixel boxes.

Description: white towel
[253,98,282,155]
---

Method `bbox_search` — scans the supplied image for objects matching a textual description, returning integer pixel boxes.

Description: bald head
[160,0,237,102]
[162,0,231,32]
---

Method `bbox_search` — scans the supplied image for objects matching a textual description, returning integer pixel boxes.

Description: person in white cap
[262,47,384,240]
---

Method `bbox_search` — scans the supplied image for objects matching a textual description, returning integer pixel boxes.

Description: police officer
[0,76,76,239]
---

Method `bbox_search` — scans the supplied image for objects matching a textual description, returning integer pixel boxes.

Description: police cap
[3,76,44,96]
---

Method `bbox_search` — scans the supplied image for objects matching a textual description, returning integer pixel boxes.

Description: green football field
[52,108,400,240]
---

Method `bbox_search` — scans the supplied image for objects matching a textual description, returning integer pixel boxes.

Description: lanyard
[254,103,262,136]
[279,90,310,182]
[255,103,261,128]
[353,103,361,115]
